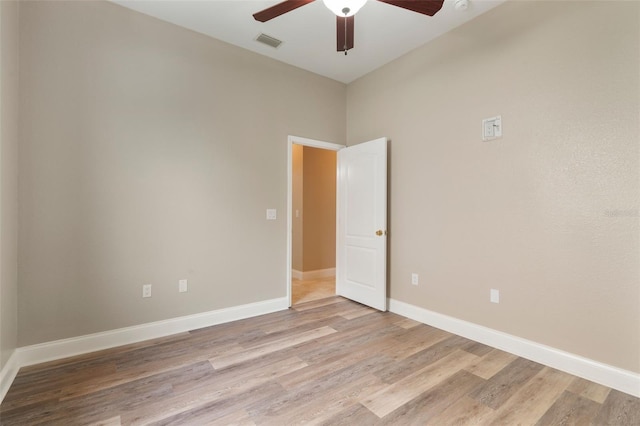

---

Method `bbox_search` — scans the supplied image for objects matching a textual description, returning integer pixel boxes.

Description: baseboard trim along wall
[292,268,335,281]
[4,296,638,403]
[0,351,20,403]
[388,298,640,398]
[0,297,289,403]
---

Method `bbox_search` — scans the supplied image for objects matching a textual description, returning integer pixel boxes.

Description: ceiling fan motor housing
[323,0,368,17]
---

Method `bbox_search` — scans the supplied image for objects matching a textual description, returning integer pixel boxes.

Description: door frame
[286,135,345,307]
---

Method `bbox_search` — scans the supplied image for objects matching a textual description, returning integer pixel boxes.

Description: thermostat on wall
[482,115,502,141]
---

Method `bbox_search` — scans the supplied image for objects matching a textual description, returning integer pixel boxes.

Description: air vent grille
[255,33,283,49]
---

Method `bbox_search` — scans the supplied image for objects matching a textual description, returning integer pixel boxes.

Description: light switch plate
[490,288,500,303]
[266,209,277,220]
[179,279,188,293]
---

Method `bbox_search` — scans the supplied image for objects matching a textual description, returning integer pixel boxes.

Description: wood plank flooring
[1,296,639,425]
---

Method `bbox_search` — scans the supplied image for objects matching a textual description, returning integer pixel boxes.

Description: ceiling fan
[253,0,446,55]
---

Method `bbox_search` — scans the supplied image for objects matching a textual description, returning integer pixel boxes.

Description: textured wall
[18,0,346,345]
[0,0,19,369]
[12,0,640,377]
[302,146,336,272]
[347,1,639,372]
[292,144,304,272]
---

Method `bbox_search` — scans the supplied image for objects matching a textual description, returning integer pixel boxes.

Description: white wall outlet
[411,273,419,286]
[179,279,188,293]
[142,284,152,298]
[266,209,277,220]
[490,288,500,303]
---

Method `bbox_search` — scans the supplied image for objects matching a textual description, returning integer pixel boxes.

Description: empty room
[1,0,639,424]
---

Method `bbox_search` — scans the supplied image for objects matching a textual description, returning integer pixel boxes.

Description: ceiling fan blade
[376,0,445,16]
[336,15,354,53]
[253,0,315,22]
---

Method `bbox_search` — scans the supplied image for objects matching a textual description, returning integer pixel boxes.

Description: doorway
[287,136,345,307]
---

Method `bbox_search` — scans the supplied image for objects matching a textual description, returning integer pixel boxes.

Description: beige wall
[18,0,346,346]
[291,145,337,273]
[292,144,303,272]
[0,0,20,369]
[8,0,639,378]
[302,146,336,272]
[347,1,639,373]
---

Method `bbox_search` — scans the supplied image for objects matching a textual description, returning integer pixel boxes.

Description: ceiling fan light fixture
[322,0,367,17]
[454,0,469,11]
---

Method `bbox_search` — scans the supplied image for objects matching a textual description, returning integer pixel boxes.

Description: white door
[336,138,387,311]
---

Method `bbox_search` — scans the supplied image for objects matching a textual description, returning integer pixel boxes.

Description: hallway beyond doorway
[291,277,335,305]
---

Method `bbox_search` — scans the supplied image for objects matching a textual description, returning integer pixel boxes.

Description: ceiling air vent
[255,33,283,49]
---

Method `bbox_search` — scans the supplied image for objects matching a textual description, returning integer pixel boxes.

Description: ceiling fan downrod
[343,8,350,55]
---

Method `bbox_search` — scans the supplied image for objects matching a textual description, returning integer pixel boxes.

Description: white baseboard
[17,297,289,368]
[6,297,637,403]
[292,268,335,281]
[0,350,20,403]
[0,297,288,404]
[388,298,640,398]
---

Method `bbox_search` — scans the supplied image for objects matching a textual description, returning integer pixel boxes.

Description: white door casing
[336,138,388,311]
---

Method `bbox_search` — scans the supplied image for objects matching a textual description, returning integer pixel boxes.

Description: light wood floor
[1,297,639,425]
[291,277,335,305]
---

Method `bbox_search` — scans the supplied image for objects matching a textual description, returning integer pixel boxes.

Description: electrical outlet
[411,273,419,286]
[142,284,152,298]
[490,289,500,303]
[179,279,188,293]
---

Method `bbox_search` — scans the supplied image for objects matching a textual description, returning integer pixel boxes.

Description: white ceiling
[111,0,505,83]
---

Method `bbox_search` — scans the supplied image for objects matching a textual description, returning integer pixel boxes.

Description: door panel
[336,138,387,311]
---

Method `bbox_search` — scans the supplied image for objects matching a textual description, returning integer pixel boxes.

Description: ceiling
[111,0,505,83]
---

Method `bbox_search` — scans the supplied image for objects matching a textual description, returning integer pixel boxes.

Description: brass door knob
[376,230,384,236]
